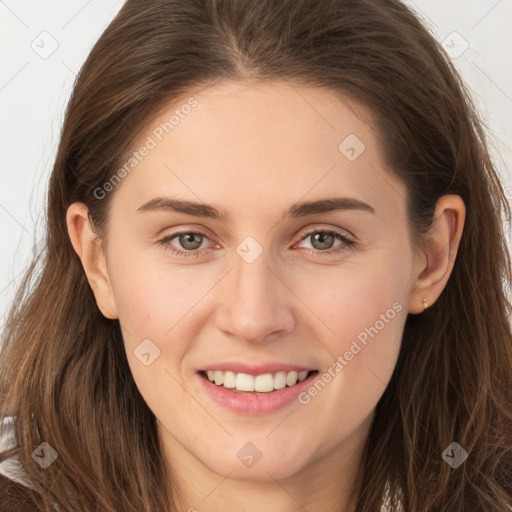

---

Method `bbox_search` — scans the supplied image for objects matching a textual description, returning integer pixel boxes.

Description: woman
[1,0,511,510]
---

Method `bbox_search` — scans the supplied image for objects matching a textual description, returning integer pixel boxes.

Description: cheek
[107,250,206,416]
[291,248,409,347]
[291,248,409,414]
[107,245,215,340]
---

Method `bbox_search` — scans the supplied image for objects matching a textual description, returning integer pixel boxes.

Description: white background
[1,0,511,331]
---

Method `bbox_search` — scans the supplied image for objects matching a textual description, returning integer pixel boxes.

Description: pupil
[180,233,202,250]
[312,232,334,250]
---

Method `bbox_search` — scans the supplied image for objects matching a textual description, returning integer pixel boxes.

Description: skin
[67,79,465,512]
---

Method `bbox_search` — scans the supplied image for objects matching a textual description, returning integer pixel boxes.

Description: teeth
[254,373,274,392]
[286,371,298,386]
[223,371,236,388]
[204,369,312,392]
[274,371,287,389]
[235,373,254,391]
[298,370,308,382]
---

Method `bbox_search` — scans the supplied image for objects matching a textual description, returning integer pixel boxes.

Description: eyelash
[157,229,356,259]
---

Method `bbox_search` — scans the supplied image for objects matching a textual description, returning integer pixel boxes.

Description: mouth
[199,369,319,394]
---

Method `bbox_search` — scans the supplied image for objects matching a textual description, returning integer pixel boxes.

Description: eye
[295,229,355,256]
[157,228,356,258]
[158,231,214,258]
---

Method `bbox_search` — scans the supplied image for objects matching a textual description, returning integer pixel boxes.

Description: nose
[213,248,296,343]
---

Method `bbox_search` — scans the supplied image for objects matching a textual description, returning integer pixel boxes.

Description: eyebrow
[136,196,376,219]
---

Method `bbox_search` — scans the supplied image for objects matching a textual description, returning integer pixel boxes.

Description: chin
[203,450,310,482]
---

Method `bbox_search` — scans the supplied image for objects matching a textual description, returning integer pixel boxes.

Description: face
[97,80,418,482]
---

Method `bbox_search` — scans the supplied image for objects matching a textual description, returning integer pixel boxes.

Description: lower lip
[196,371,318,415]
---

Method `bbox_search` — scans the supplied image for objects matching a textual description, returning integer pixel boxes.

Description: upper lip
[200,361,317,376]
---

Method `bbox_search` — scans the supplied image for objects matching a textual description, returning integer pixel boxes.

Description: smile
[203,369,313,393]
[197,369,320,415]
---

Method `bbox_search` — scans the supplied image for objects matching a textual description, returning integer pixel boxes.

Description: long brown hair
[1,0,511,510]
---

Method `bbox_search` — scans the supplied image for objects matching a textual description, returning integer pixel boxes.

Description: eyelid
[158,224,356,258]
[293,223,355,243]
[159,223,355,244]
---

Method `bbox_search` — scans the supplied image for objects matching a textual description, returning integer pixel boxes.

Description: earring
[422,298,429,310]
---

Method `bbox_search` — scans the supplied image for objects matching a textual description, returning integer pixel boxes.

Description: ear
[407,194,466,314]
[66,203,119,319]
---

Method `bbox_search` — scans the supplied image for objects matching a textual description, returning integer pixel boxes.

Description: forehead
[111,80,407,225]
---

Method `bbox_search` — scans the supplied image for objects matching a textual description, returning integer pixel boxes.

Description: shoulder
[380,479,404,511]
[0,472,39,512]
[0,416,39,511]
